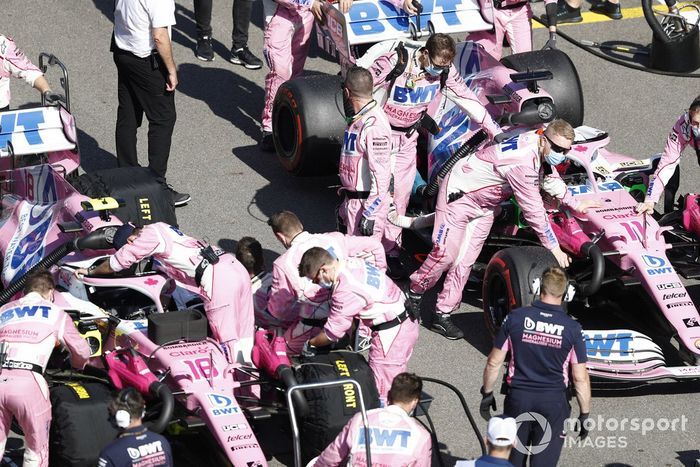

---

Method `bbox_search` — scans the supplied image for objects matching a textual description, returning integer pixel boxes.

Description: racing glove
[43,90,63,105]
[576,413,590,440]
[479,386,497,421]
[359,216,375,236]
[301,341,317,358]
[543,31,557,50]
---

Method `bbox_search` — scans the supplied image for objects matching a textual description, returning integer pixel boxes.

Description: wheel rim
[276,104,298,159]
[487,273,510,329]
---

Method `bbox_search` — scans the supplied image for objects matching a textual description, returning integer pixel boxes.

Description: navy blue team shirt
[97,426,173,467]
[494,300,587,391]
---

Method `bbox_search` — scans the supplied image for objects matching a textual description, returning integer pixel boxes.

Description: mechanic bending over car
[407,119,601,340]
[356,33,502,279]
[636,95,700,216]
[299,247,420,405]
[266,210,387,354]
[310,373,432,466]
[97,388,173,467]
[0,34,59,111]
[0,270,92,467]
[338,66,392,240]
[455,416,517,467]
[74,223,255,365]
[480,267,591,467]
[467,0,559,61]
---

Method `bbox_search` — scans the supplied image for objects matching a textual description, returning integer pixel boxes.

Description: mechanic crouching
[97,388,173,467]
[311,373,432,466]
[299,247,419,405]
[0,270,92,467]
[337,66,392,240]
[636,95,700,216]
[74,223,255,365]
[480,267,591,466]
[407,119,600,340]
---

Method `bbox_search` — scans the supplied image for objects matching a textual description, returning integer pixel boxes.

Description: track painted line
[532,6,646,28]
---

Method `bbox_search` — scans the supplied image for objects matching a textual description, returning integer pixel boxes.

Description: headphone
[530,271,576,303]
[114,388,145,429]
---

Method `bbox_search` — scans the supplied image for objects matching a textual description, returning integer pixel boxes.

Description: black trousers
[663,165,681,215]
[194,0,254,49]
[113,49,176,178]
[504,388,570,467]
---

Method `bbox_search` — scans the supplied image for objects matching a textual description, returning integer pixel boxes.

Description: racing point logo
[514,412,552,455]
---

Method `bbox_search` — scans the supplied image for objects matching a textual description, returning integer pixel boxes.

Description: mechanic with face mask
[97,388,173,467]
[636,95,700,215]
[311,373,431,466]
[299,247,419,404]
[267,211,387,354]
[74,223,255,365]
[479,267,591,467]
[467,0,560,61]
[0,270,92,467]
[407,119,600,339]
[356,33,502,279]
[0,34,56,111]
[338,66,392,240]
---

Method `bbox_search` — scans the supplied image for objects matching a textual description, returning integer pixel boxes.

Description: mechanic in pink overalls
[300,247,419,404]
[267,211,386,354]
[467,0,560,61]
[259,0,353,151]
[312,373,432,467]
[0,34,53,111]
[637,96,700,215]
[408,119,600,340]
[338,66,393,240]
[74,223,255,365]
[359,33,501,278]
[0,270,92,467]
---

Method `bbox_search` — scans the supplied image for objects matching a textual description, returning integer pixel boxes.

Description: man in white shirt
[112,0,189,206]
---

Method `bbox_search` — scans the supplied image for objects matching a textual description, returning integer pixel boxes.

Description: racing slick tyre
[482,246,558,335]
[272,74,346,176]
[49,381,119,467]
[500,49,584,127]
[295,350,381,462]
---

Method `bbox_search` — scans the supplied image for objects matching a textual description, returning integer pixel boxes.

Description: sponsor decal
[617,159,649,168]
[343,131,357,152]
[682,317,700,328]
[208,393,240,416]
[595,205,637,213]
[602,212,637,220]
[365,262,381,289]
[657,282,682,290]
[0,305,51,325]
[247,462,265,467]
[358,427,412,450]
[642,255,674,276]
[223,423,248,432]
[391,84,439,104]
[230,443,260,452]
[585,332,632,357]
[126,440,165,460]
[0,109,46,149]
[227,433,254,443]
[662,292,687,300]
[522,316,564,348]
[567,181,624,197]
[666,301,693,309]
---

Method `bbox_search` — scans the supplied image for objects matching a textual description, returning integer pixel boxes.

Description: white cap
[487,417,517,447]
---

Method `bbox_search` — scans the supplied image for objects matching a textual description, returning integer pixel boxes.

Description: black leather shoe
[590,0,622,19]
[431,313,464,340]
[386,256,408,280]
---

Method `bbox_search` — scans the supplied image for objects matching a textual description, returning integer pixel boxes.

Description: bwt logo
[348,0,465,37]
[343,132,357,153]
[585,332,632,357]
[358,428,412,449]
[126,441,164,460]
[365,262,381,289]
[642,255,674,276]
[0,110,46,149]
[0,305,51,325]
[524,317,564,336]
[208,393,241,416]
[392,84,439,104]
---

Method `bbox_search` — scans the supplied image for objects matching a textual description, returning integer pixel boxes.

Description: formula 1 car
[271,0,584,176]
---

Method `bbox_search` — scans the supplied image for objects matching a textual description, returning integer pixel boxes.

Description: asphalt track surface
[2,0,699,466]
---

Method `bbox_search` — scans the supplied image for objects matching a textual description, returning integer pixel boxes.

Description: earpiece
[115,409,131,428]
[531,277,576,302]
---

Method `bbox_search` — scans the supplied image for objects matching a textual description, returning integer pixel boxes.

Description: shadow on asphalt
[78,128,117,172]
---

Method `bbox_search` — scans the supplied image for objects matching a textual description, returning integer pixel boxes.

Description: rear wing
[317,0,492,68]
[0,106,77,158]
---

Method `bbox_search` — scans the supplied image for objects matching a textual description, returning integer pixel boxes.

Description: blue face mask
[692,126,700,139]
[424,64,444,77]
[545,150,566,166]
[319,280,333,290]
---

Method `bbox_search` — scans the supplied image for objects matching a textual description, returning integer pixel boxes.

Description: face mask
[692,126,700,139]
[319,280,333,290]
[544,150,566,166]
[424,64,444,77]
